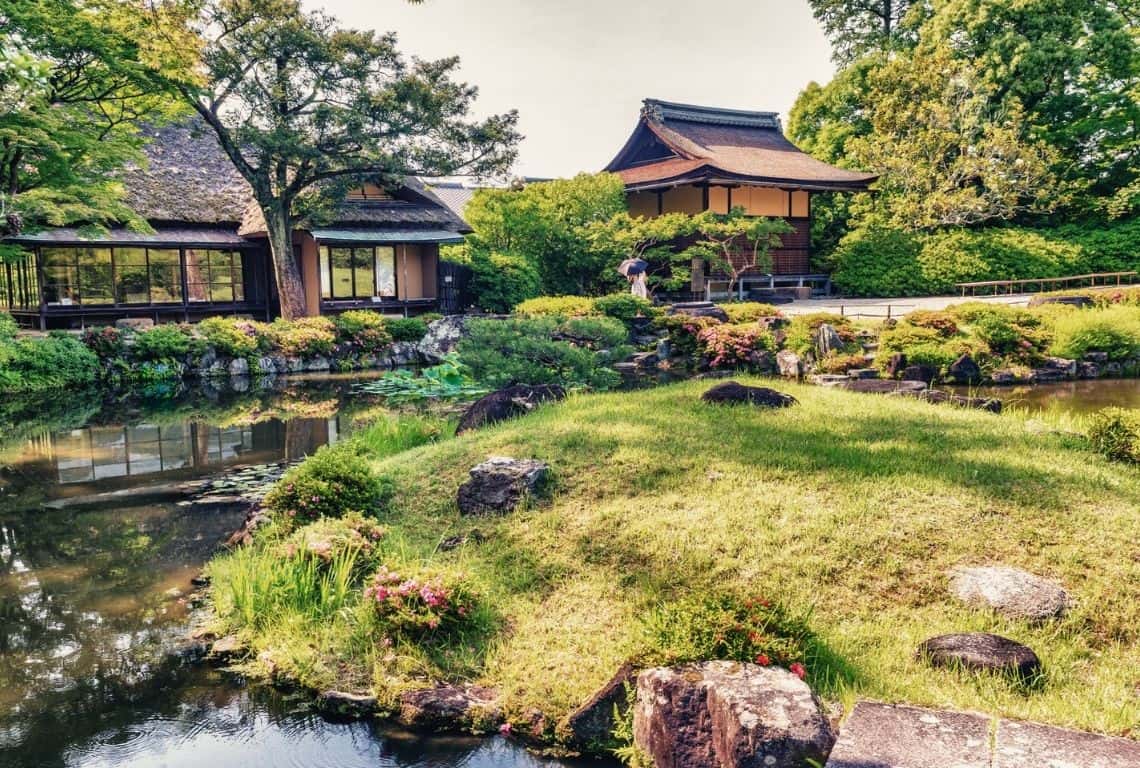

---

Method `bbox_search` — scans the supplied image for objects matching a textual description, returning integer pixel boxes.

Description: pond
[945,378,1140,415]
[0,375,591,768]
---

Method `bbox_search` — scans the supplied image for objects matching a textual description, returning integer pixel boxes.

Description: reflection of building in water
[43,417,343,485]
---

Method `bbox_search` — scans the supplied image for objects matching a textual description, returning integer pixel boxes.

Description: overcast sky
[318,0,837,178]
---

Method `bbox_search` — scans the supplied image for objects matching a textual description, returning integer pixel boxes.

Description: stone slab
[825,702,990,768]
[995,719,1140,768]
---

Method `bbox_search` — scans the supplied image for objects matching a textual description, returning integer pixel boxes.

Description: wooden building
[605,99,876,296]
[0,122,467,328]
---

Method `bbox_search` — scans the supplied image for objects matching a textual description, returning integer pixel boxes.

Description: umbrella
[617,258,648,277]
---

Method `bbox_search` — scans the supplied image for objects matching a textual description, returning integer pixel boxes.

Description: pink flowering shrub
[695,323,776,369]
[654,314,721,359]
[364,564,478,639]
[198,316,272,357]
[280,512,386,569]
[269,316,337,357]
[263,443,393,525]
[646,592,812,676]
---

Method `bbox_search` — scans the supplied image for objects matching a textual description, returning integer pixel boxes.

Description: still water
[945,378,1140,414]
[0,376,590,768]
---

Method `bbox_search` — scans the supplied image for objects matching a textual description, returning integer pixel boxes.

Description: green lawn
[209,379,1140,742]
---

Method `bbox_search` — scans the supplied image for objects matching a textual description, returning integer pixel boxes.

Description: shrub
[384,317,429,342]
[644,592,812,671]
[916,229,1085,294]
[695,323,775,369]
[816,353,870,374]
[831,225,925,296]
[467,249,542,313]
[903,310,958,337]
[972,314,1050,360]
[784,312,855,356]
[81,326,126,359]
[458,316,629,389]
[514,295,598,317]
[263,443,393,525]
[198,317,271,357]
[0,333,99,393]
[334,310,392,353]
[364,564,479,640]
[1048,306,1140,361]
[132,325,193,361]
[268,317,336,358]
[654,314,721,359]
[0,313,18,340]
[593,293,658,323]
[717,302,782,323]
[946,302,1041,328]
[281,512,387,571]
[1087,407,1140,464]
[419,312,444,323]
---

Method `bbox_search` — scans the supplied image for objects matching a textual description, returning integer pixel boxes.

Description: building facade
[605,99,876,296]
[1,122,467,328]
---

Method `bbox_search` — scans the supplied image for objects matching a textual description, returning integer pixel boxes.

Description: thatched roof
[121,121,254,225]
[605,99,877,192]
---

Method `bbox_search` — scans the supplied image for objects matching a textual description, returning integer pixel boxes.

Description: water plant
[353,355,488,403]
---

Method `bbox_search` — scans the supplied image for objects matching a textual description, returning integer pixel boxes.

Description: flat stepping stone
[825,701,990,767]
[995,719,1140,768]
[951,565,1070,621]
[917,633,1041,679]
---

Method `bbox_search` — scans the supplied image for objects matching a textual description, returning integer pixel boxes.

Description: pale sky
[318,0,837,178]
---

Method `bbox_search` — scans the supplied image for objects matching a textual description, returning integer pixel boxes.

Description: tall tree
[807,0,916,64]
[0,0,185,254]
[158,0,520,319]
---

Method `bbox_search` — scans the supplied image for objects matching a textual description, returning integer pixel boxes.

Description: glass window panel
[41,248,75,267]
[149,264,182,303]
[113,247,147,266]
[375,246,396,297]
[44,265,79,304]
[185,249,210,302]
[355,248,375,299]
[115,262,149,303]
[77,248,113,305]
[320,248,331,299]
[210,283,235,303]
[232,278,245,302]
[330,248,353,298]
[148,249,179,265]
[208,250,230,268]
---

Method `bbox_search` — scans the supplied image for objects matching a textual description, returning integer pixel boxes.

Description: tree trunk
[262,201,308,320]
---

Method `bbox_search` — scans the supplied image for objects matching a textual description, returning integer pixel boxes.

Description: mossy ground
[207,379,1140,741]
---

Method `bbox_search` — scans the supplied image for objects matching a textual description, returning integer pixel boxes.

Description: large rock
[950,566,1070,621]
[558,661,637,750]
[916,633,1041,679]
[825,701,991,768]
[633,661,834,768]
[776,350,803,378]
[227,357,250,377]
[882,352,907,378]
[899,364,939,384]
[907,389,1003,413]
[994,718,1140,768]
[814,324,844,357]
[455,384,567,434]
[115,317,154,331]
[1028,294,1094,308]
[389,341,420,366]
[669,302,729,322]
[417,315,472,363]
[398,684,500,731]
[947,354,982,384]
[457,457,550,516]
[701,381,797,408]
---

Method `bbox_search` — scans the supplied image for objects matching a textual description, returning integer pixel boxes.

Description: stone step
[826,701,1140,768]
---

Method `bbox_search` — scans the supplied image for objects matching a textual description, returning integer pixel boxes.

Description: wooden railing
[955,271,1138,296]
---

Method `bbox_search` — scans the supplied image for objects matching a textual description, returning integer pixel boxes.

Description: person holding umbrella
[617,258,649,298]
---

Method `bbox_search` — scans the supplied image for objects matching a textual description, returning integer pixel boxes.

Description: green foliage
[351,413,451,458]
[816,353,871,374]
[364,564,480,641]
[654,314,722,360]
[717,302,782,324]
[0,332,99,392]
[131,324,193,361]
[586,210,707,294]
[1087,408,1140,464]
[334,310,392,352]
[514,295,598,318]
[692,210,793,294]
[593,293,658,323]
[463,173,627,295]
[695,323,776,370]
[829,225,924,296]
[354,355,488,403]
[197,317,270,358]
[1048,307,1140,361]
[384,317,428,343]
[263,442,393,525]
[784,313,855,356]
[644,592,812,671]
[81,325,126,358]
[0,314,18,340]
[269,316,336,357]
[903,310,958,337]
[466,249,543,313]
[806,0,915,65]
[458,316,629,390]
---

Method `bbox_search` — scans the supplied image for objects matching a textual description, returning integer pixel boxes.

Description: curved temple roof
[605,99,877,193]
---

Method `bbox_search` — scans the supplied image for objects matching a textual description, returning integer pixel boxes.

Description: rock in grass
[836,379,927,395]
[317,690,378,717]
[825,701,991,768]
[701,381,798,408]
[455,384,567,435]
[557,661,637,750]
[950,566,1070,621]
[633,661,834,768]
[398,684,500,732]
[907,389,1003,413]
[457,457,550,516]
[776,350,803,378]
[916,633,1041,679]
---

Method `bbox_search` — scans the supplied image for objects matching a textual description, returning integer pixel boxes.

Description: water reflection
[945,378,1140,415]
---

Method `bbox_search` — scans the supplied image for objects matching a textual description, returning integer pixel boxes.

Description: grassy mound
[208,379,1140,742]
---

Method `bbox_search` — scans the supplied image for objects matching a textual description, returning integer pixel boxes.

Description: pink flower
[789,663,806,680]
[499,722,512,737]
[755,654,770,666]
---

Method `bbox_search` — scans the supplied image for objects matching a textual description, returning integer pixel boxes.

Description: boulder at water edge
[455,384,567,434]
[950,566,1070,621]
[633,661,835,768]
[398,685,500,732]
[457,457,550,516]
[701,381,798,408]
